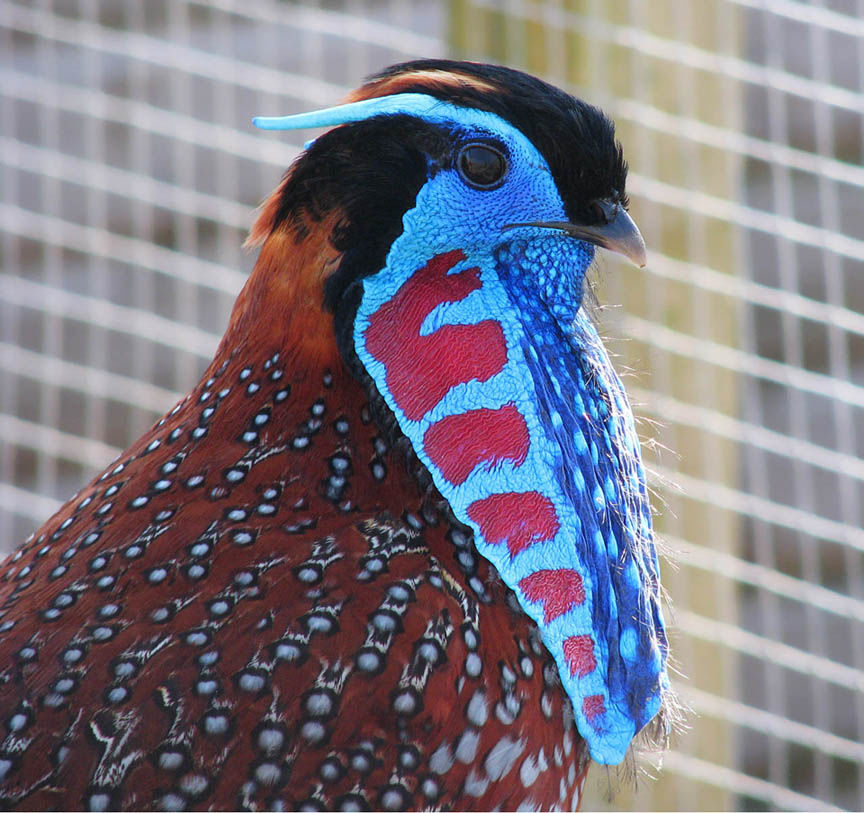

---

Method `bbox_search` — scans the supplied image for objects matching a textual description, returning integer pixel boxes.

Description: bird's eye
[457,143,508,190]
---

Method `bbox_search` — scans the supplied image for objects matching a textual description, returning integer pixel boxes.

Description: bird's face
[253,62,668,765]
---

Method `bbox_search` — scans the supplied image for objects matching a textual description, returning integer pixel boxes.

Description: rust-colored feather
[0,209,588,810]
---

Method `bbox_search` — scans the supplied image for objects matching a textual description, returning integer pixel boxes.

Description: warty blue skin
[255,93,669,764]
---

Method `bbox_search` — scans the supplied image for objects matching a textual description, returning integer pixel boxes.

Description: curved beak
[505,200,647,267]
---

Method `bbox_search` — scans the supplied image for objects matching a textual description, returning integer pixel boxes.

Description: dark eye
[457,143,508,189]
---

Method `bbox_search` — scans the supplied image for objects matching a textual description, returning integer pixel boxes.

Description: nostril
[590,199,619,224]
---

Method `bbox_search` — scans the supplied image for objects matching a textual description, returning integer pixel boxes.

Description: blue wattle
[495,238,669,734]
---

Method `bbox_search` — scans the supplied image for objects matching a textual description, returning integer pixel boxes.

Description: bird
[0,60,671,811]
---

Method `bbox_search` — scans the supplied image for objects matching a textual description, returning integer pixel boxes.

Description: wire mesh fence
[1,0,862,810]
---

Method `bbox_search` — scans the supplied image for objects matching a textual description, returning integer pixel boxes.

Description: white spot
[381,789,405,810]
[180,773,208,796]
[204,715,229,735]
[464,628,478,650]
[466,691,488,727]
[429,742,453,775]
[306,692,333,717]
[392,691,416,715]
[455,728,479,764]
[114,661,136,678]
[520,754,540,788]
[158,792,186,811]
[159,751,184,771]
[306,615,332,633]
[196,680,218,696]
[417,642,440,663]
[537,748,549,772]
[257,727,285,754]
[151,607,171,622]
[356,651,381,672]
[319,760,341,781]
[107,687,128,704]
[484,736,525,781]
[9,713,28,731]
[372,613,397,633]
[239,673,266,693]
[88,793,112,812]
[301,720,325,742]
[269,626,304,655]
[209,600,230,616]
[464,768,489,797]
[465,653,482,677]
[255,762,282,786]
[350,752,372,772]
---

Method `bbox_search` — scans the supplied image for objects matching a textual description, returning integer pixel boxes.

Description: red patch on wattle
[563,635,597,677]
[423,404,529,486]
[582,694,606,722]
[364,250,508,421]
[466,492,559,557]
[518,569,586,623]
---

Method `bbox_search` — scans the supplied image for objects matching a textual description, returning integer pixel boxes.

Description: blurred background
[1,0,862,809]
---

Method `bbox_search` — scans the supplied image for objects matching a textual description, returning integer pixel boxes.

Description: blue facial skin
[273,95,670,764]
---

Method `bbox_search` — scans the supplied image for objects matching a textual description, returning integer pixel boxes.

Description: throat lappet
[354,232,669,764]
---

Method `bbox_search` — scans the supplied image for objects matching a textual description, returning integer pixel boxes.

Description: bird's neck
[219,218,343,376]
[115,221,438,541]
